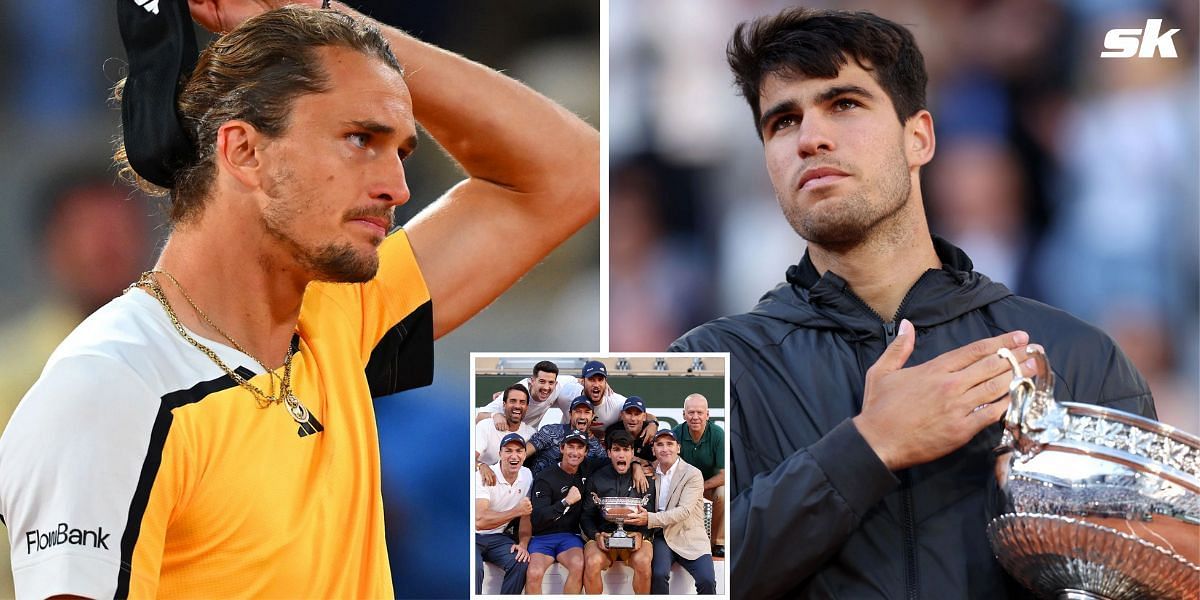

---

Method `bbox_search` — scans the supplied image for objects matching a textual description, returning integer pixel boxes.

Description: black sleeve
[365,300,434,396]
[580,477,600,541]
[530,476,565,532]
[1094,341,1156,418]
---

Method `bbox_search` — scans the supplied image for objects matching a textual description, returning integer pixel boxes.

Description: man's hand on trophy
[565,485,582,505]
[477,462,497,486]
[854,321,1036,471]
[510,543,530,563]
[624,506,648,527]
[596,533,609,552]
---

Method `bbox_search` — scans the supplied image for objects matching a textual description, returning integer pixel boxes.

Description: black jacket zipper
[841,278,926,600]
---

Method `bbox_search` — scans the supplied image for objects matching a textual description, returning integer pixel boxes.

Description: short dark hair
[607,429,635,451]
[114,7,402,224]
[532,361,560,379]
[727,8,928,137]
[503,384,530,403]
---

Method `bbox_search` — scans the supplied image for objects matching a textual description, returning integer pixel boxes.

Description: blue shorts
[528,532,584,557]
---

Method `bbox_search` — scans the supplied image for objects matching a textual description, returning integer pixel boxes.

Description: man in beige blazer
[627,429,717,594]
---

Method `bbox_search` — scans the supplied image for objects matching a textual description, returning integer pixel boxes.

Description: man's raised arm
[356,5,599,339]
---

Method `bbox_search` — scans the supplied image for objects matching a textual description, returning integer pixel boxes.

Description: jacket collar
[756,236,1012,338]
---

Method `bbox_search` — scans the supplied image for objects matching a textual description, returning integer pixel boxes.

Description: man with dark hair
[0,1,598,597]
[580,429,656,594]
[526,430,590,594]
[526,396,610,478]
[670,7,1154,599]
[475,433,533,595]
[477,360,562,428]
[476,384,537,486]
[625,429,714,595]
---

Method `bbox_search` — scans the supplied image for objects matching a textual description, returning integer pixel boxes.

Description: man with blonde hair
[0,1,597,597]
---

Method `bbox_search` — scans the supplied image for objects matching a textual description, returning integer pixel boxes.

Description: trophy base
[988,513,1199,600]
[607,534,636,550]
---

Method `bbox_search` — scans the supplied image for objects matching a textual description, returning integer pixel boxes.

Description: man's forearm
[518,515,531,547]
[704,471,725,490]
[476,506,520,531]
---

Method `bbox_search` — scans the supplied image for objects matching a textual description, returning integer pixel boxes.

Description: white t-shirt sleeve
[479,376,535,417]
[597,391,628,427]
[0,353,169,599]
[474,419,491,459]
[479,395,504,416]
[475,471,492,501]
[552,377,584,420]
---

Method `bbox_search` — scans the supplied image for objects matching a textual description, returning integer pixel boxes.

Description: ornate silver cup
[597,496,648,550]
[988,345,1200,599]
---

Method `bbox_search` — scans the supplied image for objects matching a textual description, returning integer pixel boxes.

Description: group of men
[473,359,724,594]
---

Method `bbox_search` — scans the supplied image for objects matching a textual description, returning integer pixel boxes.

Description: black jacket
[581,463,656,540]
[670,238,1155,599]
[603,421,656,463]
[530,463,587,537]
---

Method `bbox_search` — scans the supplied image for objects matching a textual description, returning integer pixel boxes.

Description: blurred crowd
[0,1,598,597]
[610,0,1199,433]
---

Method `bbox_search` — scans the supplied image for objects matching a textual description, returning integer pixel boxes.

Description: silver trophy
[597,496,649,550]
[989,345,1199,600]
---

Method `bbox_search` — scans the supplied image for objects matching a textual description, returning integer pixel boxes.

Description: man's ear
[215,120,265,191]
[905,110,936,168]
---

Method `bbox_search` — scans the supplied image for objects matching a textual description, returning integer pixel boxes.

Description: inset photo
[471,354,729,596]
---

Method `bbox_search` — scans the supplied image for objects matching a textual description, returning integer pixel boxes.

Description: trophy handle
[997,345,1066,457]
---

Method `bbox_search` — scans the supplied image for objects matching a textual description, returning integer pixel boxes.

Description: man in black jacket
[669,8,1157,599]
[581,430,656,594]
[526,429,589,594]
[603,396,657,465]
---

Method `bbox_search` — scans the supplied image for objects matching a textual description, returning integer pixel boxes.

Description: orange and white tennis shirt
[0,231,432,599]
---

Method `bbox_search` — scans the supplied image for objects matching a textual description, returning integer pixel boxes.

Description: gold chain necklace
[130,271,313,425]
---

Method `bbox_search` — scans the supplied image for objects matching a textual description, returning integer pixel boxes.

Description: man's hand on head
[189,0,323,33]
[854,320,1035,471]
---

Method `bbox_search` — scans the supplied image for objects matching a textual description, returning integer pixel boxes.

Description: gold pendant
[285,394,311,425]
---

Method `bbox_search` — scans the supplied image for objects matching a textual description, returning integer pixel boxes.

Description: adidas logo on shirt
[132,0,159,14]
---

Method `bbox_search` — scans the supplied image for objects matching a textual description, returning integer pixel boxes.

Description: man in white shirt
[479,360,659,444]
[626,429,715,594]
[476,384,538,485]
[477,360,562,428]
[475,433,534,595]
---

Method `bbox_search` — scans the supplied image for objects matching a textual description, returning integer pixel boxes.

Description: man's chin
[312,251,379,283]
